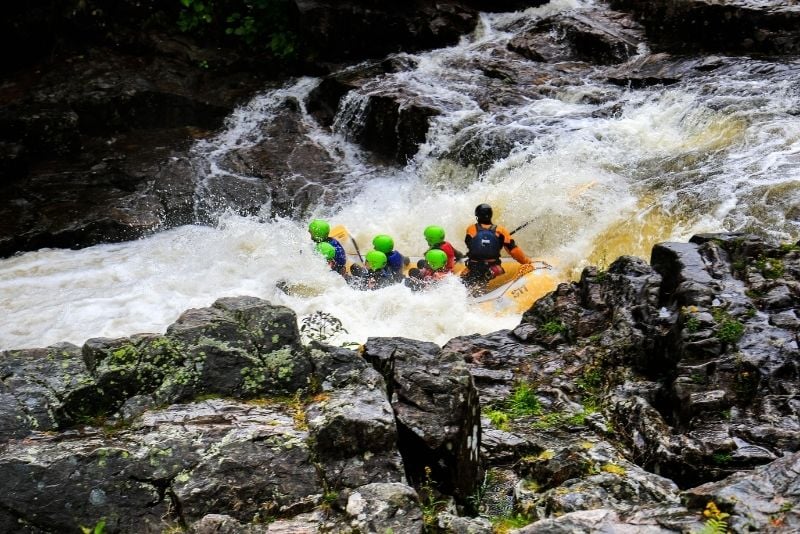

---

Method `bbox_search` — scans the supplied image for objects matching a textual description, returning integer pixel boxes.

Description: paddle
[510,220,533,235]
[350,233,364,263]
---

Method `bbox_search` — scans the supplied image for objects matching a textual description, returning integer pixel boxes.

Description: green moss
[756,256,784,279]
[110,344,139,365]
[485,410,510,431]
[490,513,533,533]
[532,412,566,430]
[712,452,732,465]
[541,320,566,336]
[241,366,266,394]
[263,348,295,382]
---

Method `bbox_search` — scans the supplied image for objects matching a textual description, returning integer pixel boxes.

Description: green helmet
[365,250,388,271]
[425,248,448,270]
[423,225,445,247]
[315,241,336,261]
[372,234,394,254]
[308,219,330,243]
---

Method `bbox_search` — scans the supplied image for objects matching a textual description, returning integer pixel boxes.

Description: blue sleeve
[388,251,404,273]
[329,238,347,268]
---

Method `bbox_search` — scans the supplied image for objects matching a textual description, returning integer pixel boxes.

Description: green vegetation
[690,372,708,385]
[541,320,566,336]
[694,501,729,534]
[508,382,542,417]
[484,382,541,431]
[577,365,602,394]
[685,315,701,333]
[755,255,784,279]
[177,0,297,58]
[712,452,732,465]
[490,513,533,533]
[80,519,106,534]
[420,466,447,528]
[485,409,511,431]
[711,308,745,345]
[531,412,566,430]
[601,463,626,476]
[300,311,349,344]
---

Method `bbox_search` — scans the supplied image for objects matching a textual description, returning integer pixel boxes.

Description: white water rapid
[2,0,799,350]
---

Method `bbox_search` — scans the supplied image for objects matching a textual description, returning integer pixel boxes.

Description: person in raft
[462,203,532,291]
[405,248,451,291]
[349,250,396,290]
[421,225,463,273]
[315,241,345,276]
[372,234,408,282]
[308,219,347,276]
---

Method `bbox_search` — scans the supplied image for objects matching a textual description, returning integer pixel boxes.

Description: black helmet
[475,203,493,223]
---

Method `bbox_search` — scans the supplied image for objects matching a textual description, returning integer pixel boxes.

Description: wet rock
[344,482,423,534]
[169,403,320,523]
[507,8,645,65]
[306,367,396,459]
[166,296,300,354]
[609,0,800,55]
[0,39,257,257]
[1,297,319,444]
[295,1,479,63]
[605,53,727,87]
[651,241,718,307]
[481,427,537,463]
[306,61,406,128]
[0,343,89,440]
[516,506,700,533]
[363,337,483,504]
[436,512,492,533]
[683,450,800,532]
[336,89,441,164]
[212,99,345,219]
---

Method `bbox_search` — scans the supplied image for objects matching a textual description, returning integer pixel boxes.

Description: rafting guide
[462,203,533,291]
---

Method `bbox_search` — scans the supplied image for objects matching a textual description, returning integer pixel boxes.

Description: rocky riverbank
[1,232,798,532]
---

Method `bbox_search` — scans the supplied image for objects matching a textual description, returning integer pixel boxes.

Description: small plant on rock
[685,315,701,333]
[420,466,447,527]
[485,409,511,431]
[541,320,566,336]
[80,519,106,534]
[711,308,745,345]
[300,311,349,344]
[491,513,533,533]
[756,255,784,279]
[712,452,732,465]
[694,501,730,534]
[508,382,541,417]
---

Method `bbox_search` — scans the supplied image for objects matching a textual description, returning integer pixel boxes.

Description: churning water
[1,0,799,350]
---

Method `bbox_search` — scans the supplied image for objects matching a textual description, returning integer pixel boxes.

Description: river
[1,0,798,350]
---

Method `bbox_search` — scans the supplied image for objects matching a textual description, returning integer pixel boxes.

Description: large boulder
[507,8,645,65]
[294,0,479,63]
[363,337,483,505]
[609,0,800,55]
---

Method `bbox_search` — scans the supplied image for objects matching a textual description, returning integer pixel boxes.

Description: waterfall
[1,1,798,350]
